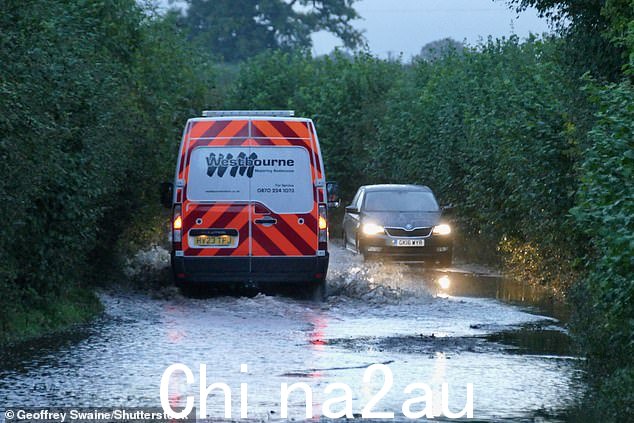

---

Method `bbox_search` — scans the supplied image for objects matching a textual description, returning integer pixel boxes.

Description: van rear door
[183,150,251,277]
[249,145,317,258]
[178,120,252,273]
[249,119,321,276]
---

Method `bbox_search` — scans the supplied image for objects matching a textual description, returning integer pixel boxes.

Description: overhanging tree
[173,0,364,62]
[506,0,633,79]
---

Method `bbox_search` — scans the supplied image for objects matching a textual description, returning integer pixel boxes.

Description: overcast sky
[312,0,552,59]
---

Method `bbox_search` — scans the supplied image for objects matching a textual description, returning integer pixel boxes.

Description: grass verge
[0,287,103,347]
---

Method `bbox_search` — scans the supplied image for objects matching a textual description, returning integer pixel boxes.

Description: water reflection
[422,269,569,322]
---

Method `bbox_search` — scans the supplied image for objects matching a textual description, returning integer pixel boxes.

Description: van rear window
[186,146,314,214]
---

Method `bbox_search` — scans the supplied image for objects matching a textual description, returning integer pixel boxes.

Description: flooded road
[0,245,584,422]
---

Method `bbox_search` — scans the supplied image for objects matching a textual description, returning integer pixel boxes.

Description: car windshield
[364,190,439,212]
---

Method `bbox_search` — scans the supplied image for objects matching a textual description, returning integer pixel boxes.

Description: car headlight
[362,222,385,235]
[433,224,451,235]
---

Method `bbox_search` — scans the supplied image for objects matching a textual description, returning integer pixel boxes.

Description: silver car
[342,184,453,264]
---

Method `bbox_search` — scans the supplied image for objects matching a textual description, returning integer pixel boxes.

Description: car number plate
[194,235,233,247]
[396,239,425,247]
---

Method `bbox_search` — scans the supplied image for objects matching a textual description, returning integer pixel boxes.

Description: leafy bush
[0,0,215,341]
[570,81,634,417]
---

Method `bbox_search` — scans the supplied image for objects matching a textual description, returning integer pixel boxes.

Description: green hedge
[0,0,215,341]
[570,81,634,417]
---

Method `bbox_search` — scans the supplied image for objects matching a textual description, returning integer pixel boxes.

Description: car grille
[385,227,432,237]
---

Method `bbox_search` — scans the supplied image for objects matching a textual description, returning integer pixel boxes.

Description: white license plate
[396,239,425,247]
[194,235,233,247]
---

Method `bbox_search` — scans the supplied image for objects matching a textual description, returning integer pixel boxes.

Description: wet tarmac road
[0,245,584,422]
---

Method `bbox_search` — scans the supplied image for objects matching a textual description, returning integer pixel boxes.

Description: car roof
[360,184,432,192]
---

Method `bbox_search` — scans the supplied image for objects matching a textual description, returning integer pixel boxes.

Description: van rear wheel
[178,282,201,297]
[308,279,326,302]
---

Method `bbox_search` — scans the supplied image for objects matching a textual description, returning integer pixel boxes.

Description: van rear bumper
[171,253,329,284]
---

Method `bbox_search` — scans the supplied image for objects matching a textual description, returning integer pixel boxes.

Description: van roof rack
[202,110,295,117]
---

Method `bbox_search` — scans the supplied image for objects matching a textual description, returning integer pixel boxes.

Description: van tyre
[309,279,327,301]
[178,281,201,297]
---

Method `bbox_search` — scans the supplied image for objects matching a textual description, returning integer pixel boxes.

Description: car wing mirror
[441,203,454,214]
[160,182,173,208]
[326,181,341,208]
[345,205,359,214]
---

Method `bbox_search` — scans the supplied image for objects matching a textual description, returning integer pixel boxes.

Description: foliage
[173,0,364,62]
[0,0,215,340]
[506,0,633,79]
[601,0,634,74]
[0,287,102,345]
[570,81,634,417]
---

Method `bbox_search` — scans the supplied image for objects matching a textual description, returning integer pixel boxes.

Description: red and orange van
[161,111,336,296]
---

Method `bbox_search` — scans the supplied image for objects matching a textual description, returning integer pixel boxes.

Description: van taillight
[318,215,327,230]
[318,204,328,249]
[173,205,182,243]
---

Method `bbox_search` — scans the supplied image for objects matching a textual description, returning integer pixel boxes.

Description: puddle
[484,326,576,357]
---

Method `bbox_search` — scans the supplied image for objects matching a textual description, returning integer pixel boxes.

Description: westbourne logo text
[206,152,294,178]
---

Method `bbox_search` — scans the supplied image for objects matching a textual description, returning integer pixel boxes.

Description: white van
[161,111,338,296]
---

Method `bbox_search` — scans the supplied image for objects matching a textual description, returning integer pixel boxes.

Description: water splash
[326,247,435,304]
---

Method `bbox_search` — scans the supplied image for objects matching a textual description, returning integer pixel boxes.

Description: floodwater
[0,245,584,422]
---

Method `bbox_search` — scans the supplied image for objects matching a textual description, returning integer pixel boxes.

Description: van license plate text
[194,235,233,247]
[396,239,425,247]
